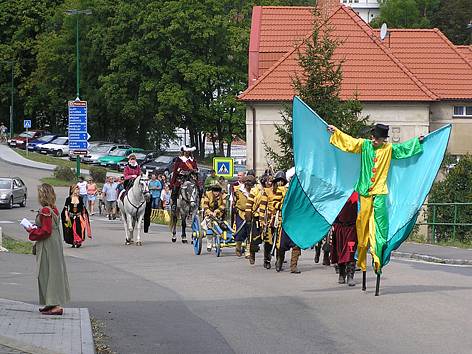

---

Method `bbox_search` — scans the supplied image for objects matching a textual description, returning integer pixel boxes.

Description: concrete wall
[246,101,431,174]
[430,101,472,155]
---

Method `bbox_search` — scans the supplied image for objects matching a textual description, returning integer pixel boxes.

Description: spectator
[76,176,88,206]
[86,177,98,215]
[148,173,162,209]
[160,184,171,210]
[25,183,70,316]
[204,169,219,190]
[218,175,228,192]
[102,176,119,220]
[115,176,124,194]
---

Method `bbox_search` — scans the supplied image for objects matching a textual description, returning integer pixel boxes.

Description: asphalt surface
[1,159,472,354]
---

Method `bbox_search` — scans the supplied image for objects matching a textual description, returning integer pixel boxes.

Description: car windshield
[92,145,113,153]
[134,153,147,160]
[154,156,173,163]
[0,180,11,189]
[38,135,55,142]
[19,131,36,138]
[109,149,127,157]
[52,137,67,145]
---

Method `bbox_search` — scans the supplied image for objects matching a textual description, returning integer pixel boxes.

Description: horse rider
[124,154,142,190]
[233,175,255,257]
[254,173,276,269]
[244,174,266,265]
[200,181,227,252]
[170,146,198,212]
[272,170,302,274]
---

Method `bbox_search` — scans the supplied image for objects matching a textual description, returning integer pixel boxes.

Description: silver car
[0,177,27,209]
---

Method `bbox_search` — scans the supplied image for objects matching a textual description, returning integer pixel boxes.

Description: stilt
[362,271,366,291]
[375,273,381,296]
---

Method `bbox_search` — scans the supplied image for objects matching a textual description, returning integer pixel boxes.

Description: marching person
[244,175,266,265]
[331,192,359,286]
[123,154,142,190]
[61,185,91,248]
[170,146,198,212]
[200,182,227,252]
[26,184,70,315]
[233,175,255,257]
[272,170,302,274]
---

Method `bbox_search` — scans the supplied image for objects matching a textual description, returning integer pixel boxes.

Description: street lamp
[0,60,14,138]
[64,9,92,100]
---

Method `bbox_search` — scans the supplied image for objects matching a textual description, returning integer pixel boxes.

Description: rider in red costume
[170,146,198,211]
[123,154,142,190]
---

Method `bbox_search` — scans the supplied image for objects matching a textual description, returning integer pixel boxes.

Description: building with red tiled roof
[239,5,472,173]
[457,45,472,63]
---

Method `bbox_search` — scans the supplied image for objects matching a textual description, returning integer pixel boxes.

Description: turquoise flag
[282,97,451,268]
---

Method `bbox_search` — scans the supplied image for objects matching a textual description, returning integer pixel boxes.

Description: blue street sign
[23,120,32,129]
[68,100,88,153]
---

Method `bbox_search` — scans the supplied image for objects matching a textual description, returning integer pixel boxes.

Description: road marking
[0,221,14,224]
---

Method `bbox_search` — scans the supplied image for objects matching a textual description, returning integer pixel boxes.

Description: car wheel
[8,197,13,209]
[56,150,63,157]
[19,195,26,207]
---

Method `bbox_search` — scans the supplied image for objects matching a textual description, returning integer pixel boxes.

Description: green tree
[265,8,369,171]
[431,0,472,45]
[371,0,440,28]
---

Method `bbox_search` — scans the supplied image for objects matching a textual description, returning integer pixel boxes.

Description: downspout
[251,105,257,172]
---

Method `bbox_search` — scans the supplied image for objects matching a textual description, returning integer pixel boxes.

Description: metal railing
[417,202,472,242]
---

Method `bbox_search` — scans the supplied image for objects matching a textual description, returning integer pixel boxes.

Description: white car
[39,137,69,157]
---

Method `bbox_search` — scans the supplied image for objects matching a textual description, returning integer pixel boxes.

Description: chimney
[316,0,340,17]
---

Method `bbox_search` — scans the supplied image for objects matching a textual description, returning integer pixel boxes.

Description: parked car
[81,143,131,164]
[98,147,144,169]
[27,134,58,152]
[117,151,161,172]
[0,177,27,208]
[141,155,178,177]
[38,136,68,156]
[68,141,109,161]
[8,130,51,149]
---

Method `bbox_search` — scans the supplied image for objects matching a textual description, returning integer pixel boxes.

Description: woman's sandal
[39,305,54,312]
[41,307,63,316]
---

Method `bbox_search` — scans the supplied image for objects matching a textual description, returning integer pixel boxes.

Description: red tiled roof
[456,45,472,63]
[383,30,472,100]
[240,6,437,102]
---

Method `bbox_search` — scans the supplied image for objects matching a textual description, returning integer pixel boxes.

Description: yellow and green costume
[330,129,423,273]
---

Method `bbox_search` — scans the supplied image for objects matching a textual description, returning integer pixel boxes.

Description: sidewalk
[393,242,472,265]
[0,298,94,354]
[0,144,119,177]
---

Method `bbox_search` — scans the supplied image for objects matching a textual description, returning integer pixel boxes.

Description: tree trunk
[226,141,232,157]
[212,134,217,156]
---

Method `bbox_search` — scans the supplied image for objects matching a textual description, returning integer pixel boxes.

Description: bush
[53,166,76,182]
[89,166,107,184]
[428,155,472,243]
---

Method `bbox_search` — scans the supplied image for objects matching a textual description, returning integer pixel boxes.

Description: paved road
[1,159,472,354]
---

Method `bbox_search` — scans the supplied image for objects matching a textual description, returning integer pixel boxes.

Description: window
[453,106,472,117]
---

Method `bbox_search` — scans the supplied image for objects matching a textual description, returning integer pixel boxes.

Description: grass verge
[40,177,104,189]
[2,235,32,254]
[91,317,114,354]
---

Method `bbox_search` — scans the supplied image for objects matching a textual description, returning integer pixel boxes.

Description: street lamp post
[65,9,92,177]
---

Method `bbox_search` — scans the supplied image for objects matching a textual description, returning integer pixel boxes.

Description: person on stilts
[255,173,275,269]
[233,176,254,257]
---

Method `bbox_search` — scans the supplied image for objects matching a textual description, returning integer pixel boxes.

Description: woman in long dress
[62,185,91,248]
[26,183,70,315]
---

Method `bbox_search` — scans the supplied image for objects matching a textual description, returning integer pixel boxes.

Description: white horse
[117,175,151,246]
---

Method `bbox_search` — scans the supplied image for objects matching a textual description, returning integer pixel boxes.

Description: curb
[0,151,54,172]
[392,251,472,265]
[80,308,96,354]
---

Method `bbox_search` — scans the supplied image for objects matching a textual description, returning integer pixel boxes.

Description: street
[1,159,472,354]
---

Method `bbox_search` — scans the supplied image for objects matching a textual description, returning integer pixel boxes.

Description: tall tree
[265,8,369,171]
[431,0,472,45]
[371,0,440,29]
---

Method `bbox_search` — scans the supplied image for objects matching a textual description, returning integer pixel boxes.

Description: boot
[338,264,346,284]
[249,251,256,265]
[290,247,301,274]
[235,241,243,257]
[334,264,339,274]
[263,243,272,269]
[275,250,284,272]
[314,242,321,263]
[322,250,330,266]
[347,262,356,287]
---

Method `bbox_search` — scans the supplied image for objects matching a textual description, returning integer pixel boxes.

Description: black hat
[273,171,287,183]
[373,124,389,138]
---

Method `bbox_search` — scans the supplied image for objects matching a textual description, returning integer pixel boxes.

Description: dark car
[117,151,161,172]
[8,130,51,149]
[27,134,58,152]
[141,155,178,177]
[0,177,27,208]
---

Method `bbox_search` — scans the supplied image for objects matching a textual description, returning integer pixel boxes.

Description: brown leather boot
[249,251,256,265]
[290,247,301,273]
[235,241,242,257]
[275,249,284,272]
[263,243,272,269]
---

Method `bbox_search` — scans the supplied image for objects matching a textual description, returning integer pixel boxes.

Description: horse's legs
[181,214,187,243]
[171,212,177,242]
[122,214,131,244]
[127,215,134,242]
[136,213,144,246]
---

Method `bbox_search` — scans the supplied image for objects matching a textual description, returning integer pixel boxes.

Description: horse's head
[134,175,151,202]
[180,180,199,210]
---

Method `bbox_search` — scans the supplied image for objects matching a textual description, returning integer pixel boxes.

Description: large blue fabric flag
[282,97,451,267]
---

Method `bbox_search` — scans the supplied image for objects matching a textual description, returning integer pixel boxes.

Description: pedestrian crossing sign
[213,157,234,178]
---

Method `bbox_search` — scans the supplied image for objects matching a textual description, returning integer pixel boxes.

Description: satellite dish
[380,23,388,40]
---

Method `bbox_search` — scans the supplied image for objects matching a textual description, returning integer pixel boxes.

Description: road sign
[68,100,88,152]
[213,157,234,178]
[23,120,31,129]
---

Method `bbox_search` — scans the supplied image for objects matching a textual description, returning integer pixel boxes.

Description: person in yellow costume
[327,123,424,275]
[200,182,226,252]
